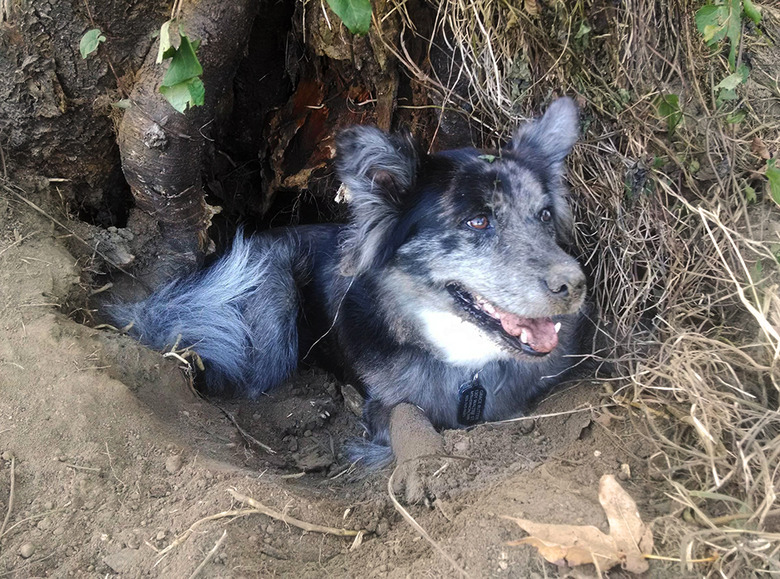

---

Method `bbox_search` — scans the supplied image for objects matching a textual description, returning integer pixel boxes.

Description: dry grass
[386,0,780,575]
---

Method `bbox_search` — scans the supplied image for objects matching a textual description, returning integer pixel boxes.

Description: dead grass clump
[388,0,780,575]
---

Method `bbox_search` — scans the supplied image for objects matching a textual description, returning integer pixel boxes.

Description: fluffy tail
[107,233,303,396]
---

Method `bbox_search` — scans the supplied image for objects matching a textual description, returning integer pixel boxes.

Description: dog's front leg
[389,403,447,505]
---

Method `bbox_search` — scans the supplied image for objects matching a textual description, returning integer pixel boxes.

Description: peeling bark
[117,0,257,286]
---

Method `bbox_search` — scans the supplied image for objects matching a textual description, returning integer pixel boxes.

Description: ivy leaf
[716,64,750,90]
[159,77,205,113]
[325,0,372,35]
[724,0,742,70]
[696,5,727,45]
[161,34,203,87]
[767,159,780,207]
[156,20,173,64]
[80,28,106,59]
[726,109,747,123]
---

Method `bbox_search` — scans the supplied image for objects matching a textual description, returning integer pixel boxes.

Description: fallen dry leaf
[504,474,653,574]
[752,137,771,160]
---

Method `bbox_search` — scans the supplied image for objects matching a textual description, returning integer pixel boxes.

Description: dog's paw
[391,455,450,505]
[389,403,447,505]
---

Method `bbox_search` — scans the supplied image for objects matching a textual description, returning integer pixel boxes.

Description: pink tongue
[497,310,558,353]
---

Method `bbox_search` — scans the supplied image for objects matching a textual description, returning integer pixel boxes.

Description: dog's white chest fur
[418,308,509,366]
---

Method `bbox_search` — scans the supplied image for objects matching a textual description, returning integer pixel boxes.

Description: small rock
[340,384,364,417]
[517,419,535,435]
[156,530,166,541]
[36,517,52,530]
[165,455,182,474]
[303,430,312,438]
[103,548,144,574]
[618,463,631,481]
[1,451,13,461]
[19,543,35,558]
[453,440,470,453]
[593,450,602,458]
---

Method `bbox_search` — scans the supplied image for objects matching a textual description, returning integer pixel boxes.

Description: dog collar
[457,372,486,425]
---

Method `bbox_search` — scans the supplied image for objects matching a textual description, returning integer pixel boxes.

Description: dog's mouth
[446,283,560,357]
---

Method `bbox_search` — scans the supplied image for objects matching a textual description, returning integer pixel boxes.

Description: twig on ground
[156,509,255,563]
[0,456,15,539]
[215,406,276,455]
[387,467,469,578]
[226,488,364,537]
[188,529,227,579]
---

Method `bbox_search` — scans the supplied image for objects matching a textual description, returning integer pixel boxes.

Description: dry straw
[386,0,780,575]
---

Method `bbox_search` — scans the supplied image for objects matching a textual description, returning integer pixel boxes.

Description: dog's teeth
[483,302,496,315]
[520,329,528,344]
[554,322,562,334]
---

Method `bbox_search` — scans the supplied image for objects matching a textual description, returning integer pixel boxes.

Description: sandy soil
[0,189,677,578]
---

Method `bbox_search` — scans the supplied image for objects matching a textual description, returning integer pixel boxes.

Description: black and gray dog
[111,97,589,465]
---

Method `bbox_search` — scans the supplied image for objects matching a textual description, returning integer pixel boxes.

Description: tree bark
[117,0,257,286]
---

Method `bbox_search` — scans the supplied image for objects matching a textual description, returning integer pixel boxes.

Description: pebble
[1,451,13,461]
[340,384,364,417]
[618,463,631,481]
[165,454,182,474]
[517,419,535,435]
[37,517,52,530]
[454,440,470,453]
[19,543,35,558]
[156,531,166,541]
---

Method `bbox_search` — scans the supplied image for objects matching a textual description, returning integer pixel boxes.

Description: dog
[110,97,590,466]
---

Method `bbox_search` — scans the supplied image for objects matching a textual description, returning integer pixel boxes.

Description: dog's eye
[466,215,490,230]
[539,209,552,223]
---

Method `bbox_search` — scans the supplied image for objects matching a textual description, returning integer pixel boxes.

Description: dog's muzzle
[446,283,563,357]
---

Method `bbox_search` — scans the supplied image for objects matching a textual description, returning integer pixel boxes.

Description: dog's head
[337,98,586,362]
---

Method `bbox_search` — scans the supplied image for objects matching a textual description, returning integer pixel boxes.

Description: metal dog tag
[457,373,486,425]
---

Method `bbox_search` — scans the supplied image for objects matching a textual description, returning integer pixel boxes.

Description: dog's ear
[336,127,419,275]
[511,97,579,244]
[510,97,579,170]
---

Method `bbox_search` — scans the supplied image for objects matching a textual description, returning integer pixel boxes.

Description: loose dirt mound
[0,195,672,577]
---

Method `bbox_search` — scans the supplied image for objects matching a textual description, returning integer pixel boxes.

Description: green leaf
[716,64,750,90]
[725,0,742,69]
[160,77,204,113]
[744,184,756,203]
[750,259,763,283]
[325,0,372,35]
[767,159,780,206]
[186,77,205,106]
[161,33,203,87]
[696,5,726,45]
[156,20,173,64]
[478,154,497,163]
[80,28,106,59]
[716,88,738,106]
[112,99,132,109]
[743,0,762,24]
[726,109,747,123]
[575,20,592,40]
[655,94,682,135]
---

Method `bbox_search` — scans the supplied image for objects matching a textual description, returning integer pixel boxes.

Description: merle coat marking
[111,98,589,465]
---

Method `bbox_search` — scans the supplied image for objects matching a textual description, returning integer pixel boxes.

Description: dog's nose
[544,265,585,300]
